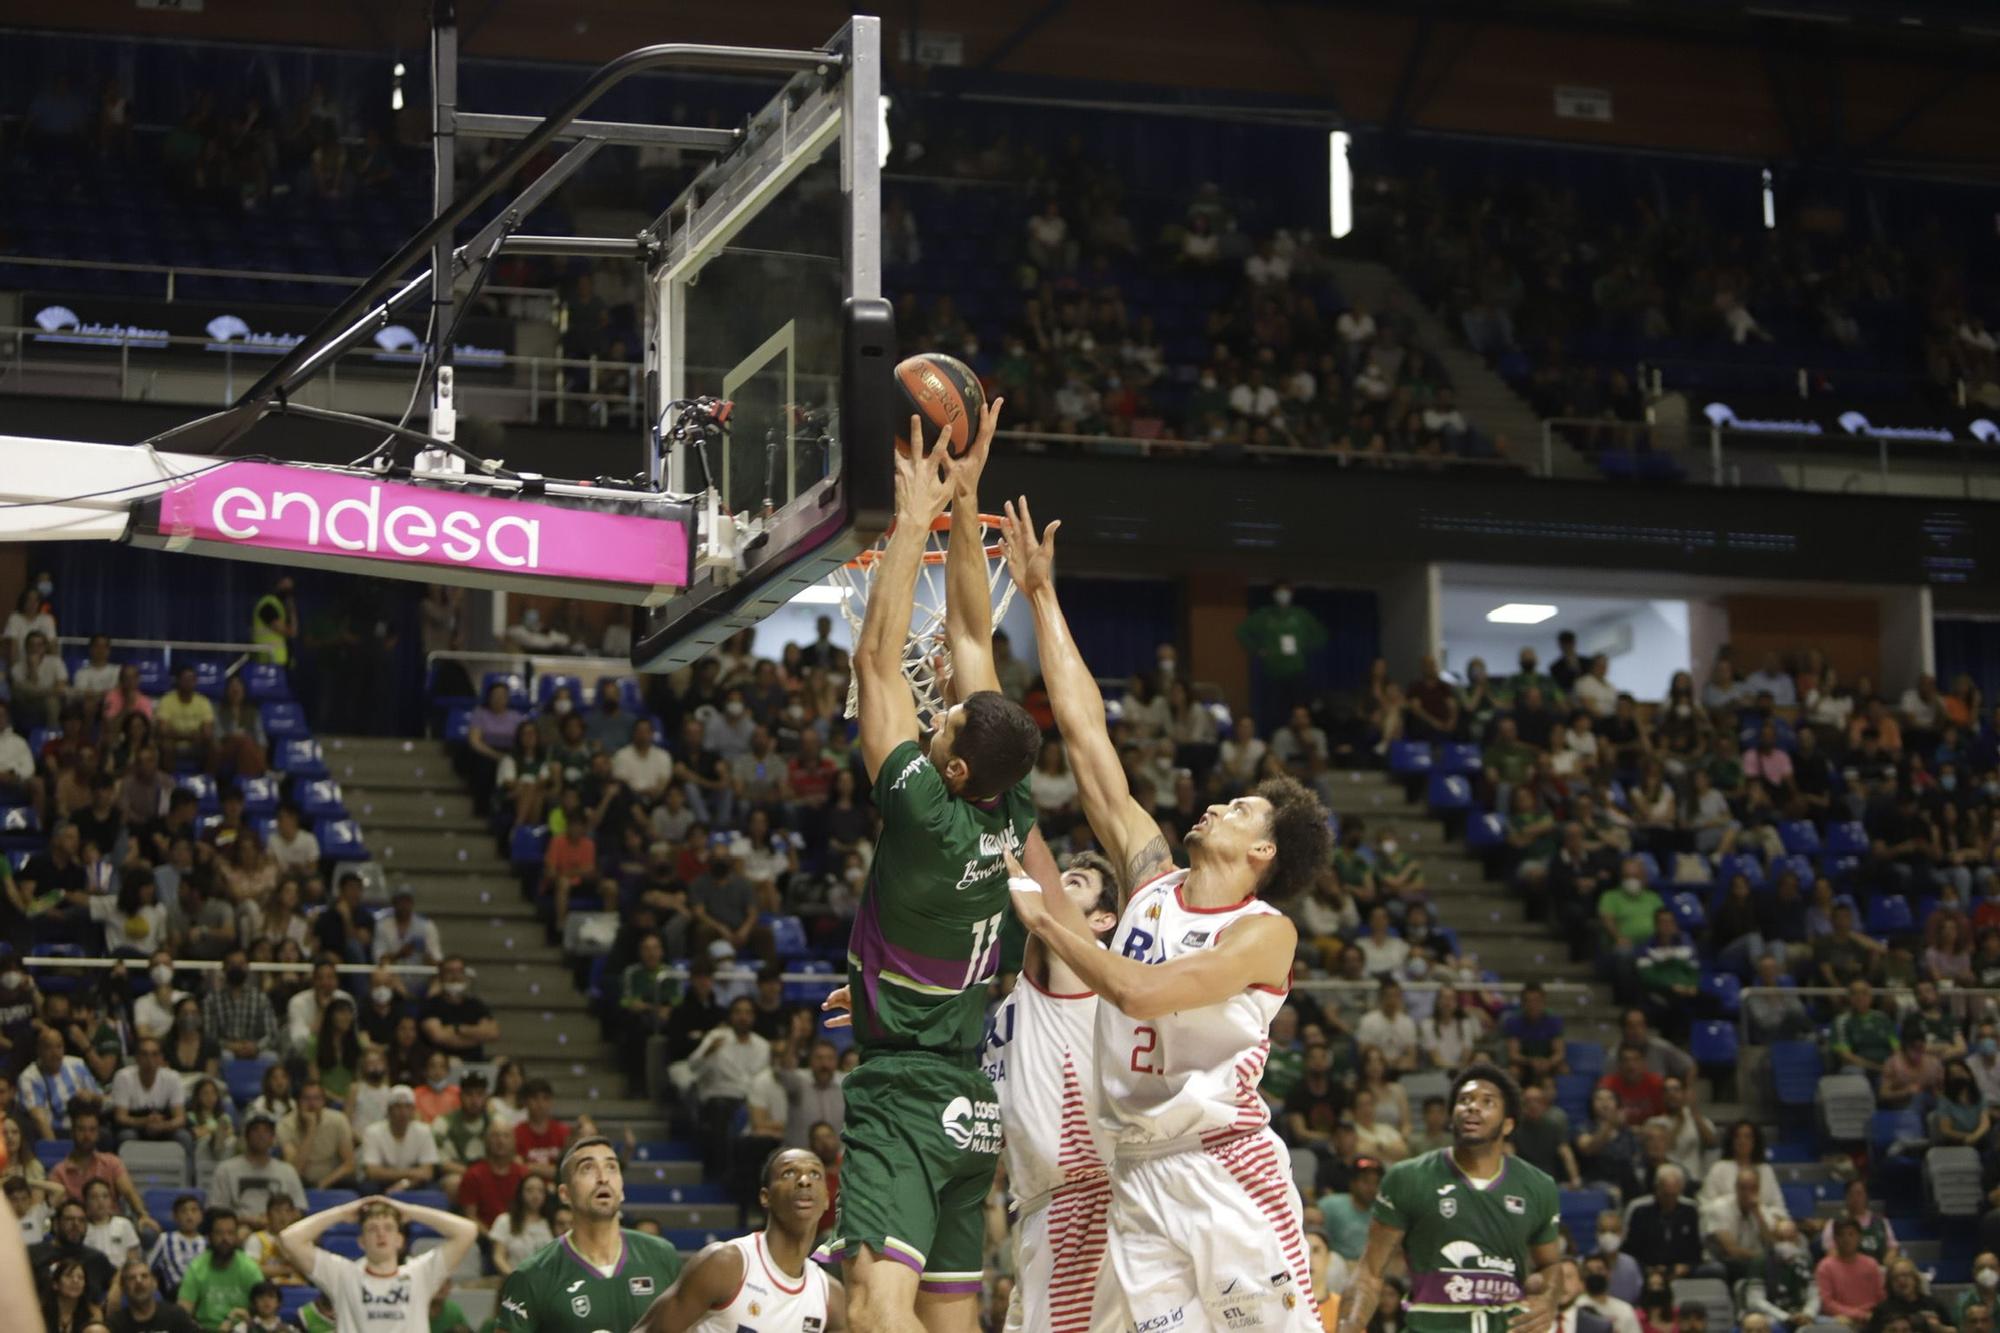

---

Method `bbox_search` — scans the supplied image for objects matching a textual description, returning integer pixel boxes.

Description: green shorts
[827,1050,1001,1295]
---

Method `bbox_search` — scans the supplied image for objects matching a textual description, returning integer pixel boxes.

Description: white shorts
[1102,1129,1321,1333]
[1005,1178,1117,1333]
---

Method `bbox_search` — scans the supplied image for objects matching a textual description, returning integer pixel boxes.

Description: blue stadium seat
[1690,1021,1738,1067]
[136,660,171,694]
[768,915,809,957]
[509,824,550,867]
[279,1289,320,1320]
[238,775,280,816]
[1698,972,1741,1015]
[1465,813,1506,849]
[191,661,227,697]
[617,678,646,713]
[305,1189,357,1213]
[397,1189,449,1212]
[1777,821,1822,855]
[242,663,291,702]
[180,774,220,811]
[262,702,309,740]
[1713,852,1764,888]
[1426,773,1473,812]
[661,1229,724,1253]
[317,819,369,861]
[1388,742,1434,776]
[1869,1109,1924,1159]
[1436,743,1483,776]
[784,959,835,1005]
[443,707,471,745]
[1669,892,1707,934]
[278,739,329,779]
[35,1139,72,1169]
[298,780,346,820]
[144,1186,203,1221]
[536,673,582,708]
[629,1141,700,1163]
[1865,895,1914,936]
[1553,1074,1595,1122]
[1566,1040,1605,1082]
[1780,1182,1816,1219]
[223,1055,276,1108]
[1827,822,1870,856]
[1770,1041,1824,1108]
[0,807,43,850]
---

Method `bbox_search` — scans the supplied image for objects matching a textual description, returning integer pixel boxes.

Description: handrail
[0,253,556,304]
[54,635,263,657]
[1735,983,2000,1047]
[995,427,1524,468]
[0,323,627,374]
[19,956,437,977]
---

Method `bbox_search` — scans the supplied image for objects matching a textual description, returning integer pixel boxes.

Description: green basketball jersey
[494,1230,681,1333]
[1372,1149,1561,1333]
[848,739,1036,1057]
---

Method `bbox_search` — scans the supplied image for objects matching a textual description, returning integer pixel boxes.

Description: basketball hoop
[828,512,1015,722]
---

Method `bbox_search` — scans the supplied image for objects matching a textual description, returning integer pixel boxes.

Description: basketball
[895,352,986,457]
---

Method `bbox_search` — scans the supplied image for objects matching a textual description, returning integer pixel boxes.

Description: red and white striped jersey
[1096,868,1289,1153]
[981,971,1111,1203]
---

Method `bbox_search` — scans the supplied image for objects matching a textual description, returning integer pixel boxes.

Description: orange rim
[845,512,1007,569]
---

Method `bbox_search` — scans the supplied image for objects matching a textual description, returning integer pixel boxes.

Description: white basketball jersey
[689,1233,831,1333]
[981,971,1111,1203]
[1096,868,1289,1152]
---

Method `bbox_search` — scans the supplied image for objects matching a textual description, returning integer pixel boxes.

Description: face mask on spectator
[725,700,746,719]
[521,609,541,630]
[553,698,572,715]
[1774,1242,1805,1263]
[1381,839,1398,857]
[1622,877,1645,895]
[441,981,468,999]
[1271,588,1292,607]
[36,580,51,598]
[0,971,23,990]
[1980,1037,1999,1058]
[151,966,175,988]
[786,705,805,722]
[1596,1232,1621,1254]
[1978,1268,1999,1290]
[371,985,393,1006]
[844,867,866,885]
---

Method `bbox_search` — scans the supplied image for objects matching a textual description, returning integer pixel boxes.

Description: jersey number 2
[1130,1025,1162,1074]
[964,912,1004,987]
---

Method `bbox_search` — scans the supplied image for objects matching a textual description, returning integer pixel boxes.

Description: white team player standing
[631,1147,845,1333]
[276,1194,481,1333]
[980,851,1122,1333]
[998,496,1334,1333]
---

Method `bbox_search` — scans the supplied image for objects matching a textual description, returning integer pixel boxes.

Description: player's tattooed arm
[1338,1221,1405,1333]
[627,1241,745,1333]
[1123,833,1174,896]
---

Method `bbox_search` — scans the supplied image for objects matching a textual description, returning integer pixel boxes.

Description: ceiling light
[1328,131,1352,240]
[1486,603,1558,625]
[791,585,844,606]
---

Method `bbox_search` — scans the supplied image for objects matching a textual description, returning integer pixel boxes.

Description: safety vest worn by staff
[252,592,289,666]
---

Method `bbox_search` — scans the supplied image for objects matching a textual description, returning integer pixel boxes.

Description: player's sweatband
[1007,875,1043,895]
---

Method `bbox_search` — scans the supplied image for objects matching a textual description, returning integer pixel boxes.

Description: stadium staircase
[321,736,738,1243]
[1326,258,1592,478]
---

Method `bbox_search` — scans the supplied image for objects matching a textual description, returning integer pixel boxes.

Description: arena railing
[996,427,1530,472]
[1735,984,2000,1048]
[54,635,264,664]
[0,253,557,314]
[0,324,644,430]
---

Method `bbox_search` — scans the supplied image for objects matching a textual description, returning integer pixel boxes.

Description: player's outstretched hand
[821,985,853,1029]
[953,396,1004,501]
[1506,1273,1559,1333]
[894,415,958,529]
[998,496,1059,598]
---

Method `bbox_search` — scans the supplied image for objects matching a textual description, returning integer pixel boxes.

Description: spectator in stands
[1832,979,1900,1078]
[48,1102,147,1226]
[1500,982,1569,1086]
[689,838,777,965]
[1571,1252,1643,1333]
[202,949,277,1059]
[1599,1041,1666,1126]
[663,957,726,1065]
[358,1086,438,1190]
[176,1208,261,1333]
[432,1070,490,1199]
[1646,1075,1717,1182]
[1878,1025,1943,1110]
[455,1123,528,1227]
[35,1198,116,1306]
[687,996,770,1176]
[1820,1179,1898,1266]
[410,1049,459,1125]
[282,956,341,1057]
[264,808,318,893]
[1624,1161,1703,1278]
[1743,953,1811,1042]
[1355,978,1419,1071]
[80,1174,142,1266]
[373,889,442,968]
[1872,1258,1951,1333]
[510,1079,570,1180]
[147,1193,208,1298]
[1636,910,1701,1041]
[1417,985,1486,1071]
[1621,1009,1695,1084]
[1935,1058,1991,1149]
[113,1256,196,1333]
[208,1112,304,1231]
[20,1026,101,1137]
[418,957,498,1064]
[276,1080,352,1191]
[584,679,635,754]
[611,719,673,804]
[1816,904,1888,988]
[1510,1082,1581,1188]
[1317,1156,1382,1262]
[1816,1217,1886,1324]
[1741,1215,1821,1326]
[108,1036,189,1155]
[1701,1166,1783,1283]
[152,668,214,772]
[10,632,68,728]
[1355,907,1412,981]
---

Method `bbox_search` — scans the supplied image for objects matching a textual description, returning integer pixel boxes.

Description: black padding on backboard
[842,296,896,533]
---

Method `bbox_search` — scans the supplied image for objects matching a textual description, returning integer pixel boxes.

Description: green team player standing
[494,1137,680,1333]
[825,404,1050,1333]
[1343,1063,1567,1333]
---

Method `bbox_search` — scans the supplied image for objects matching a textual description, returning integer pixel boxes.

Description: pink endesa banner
[155,461,689,588]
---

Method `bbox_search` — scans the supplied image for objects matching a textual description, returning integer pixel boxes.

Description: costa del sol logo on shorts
[940,1095,1002,1153]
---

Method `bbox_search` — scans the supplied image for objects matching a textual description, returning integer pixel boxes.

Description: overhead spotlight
[392,61,406,113]
[792,584,844,606]
[1486,603,1558,625]
[878,94,893,170]
[1328,130,1353,240]
[1761,166,1775,231]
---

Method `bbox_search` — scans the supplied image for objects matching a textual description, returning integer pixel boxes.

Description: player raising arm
[1340,1064,1565,1333]
[831,414,1047,1333]
[629,1148,844,1333]
[999,495,1333,1333]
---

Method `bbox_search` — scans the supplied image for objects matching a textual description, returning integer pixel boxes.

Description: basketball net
[828,512,1015,723]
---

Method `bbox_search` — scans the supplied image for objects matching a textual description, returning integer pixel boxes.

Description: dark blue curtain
[30,542,427,737]
[1935,618,2000,704]
[1051,576,1177,682]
